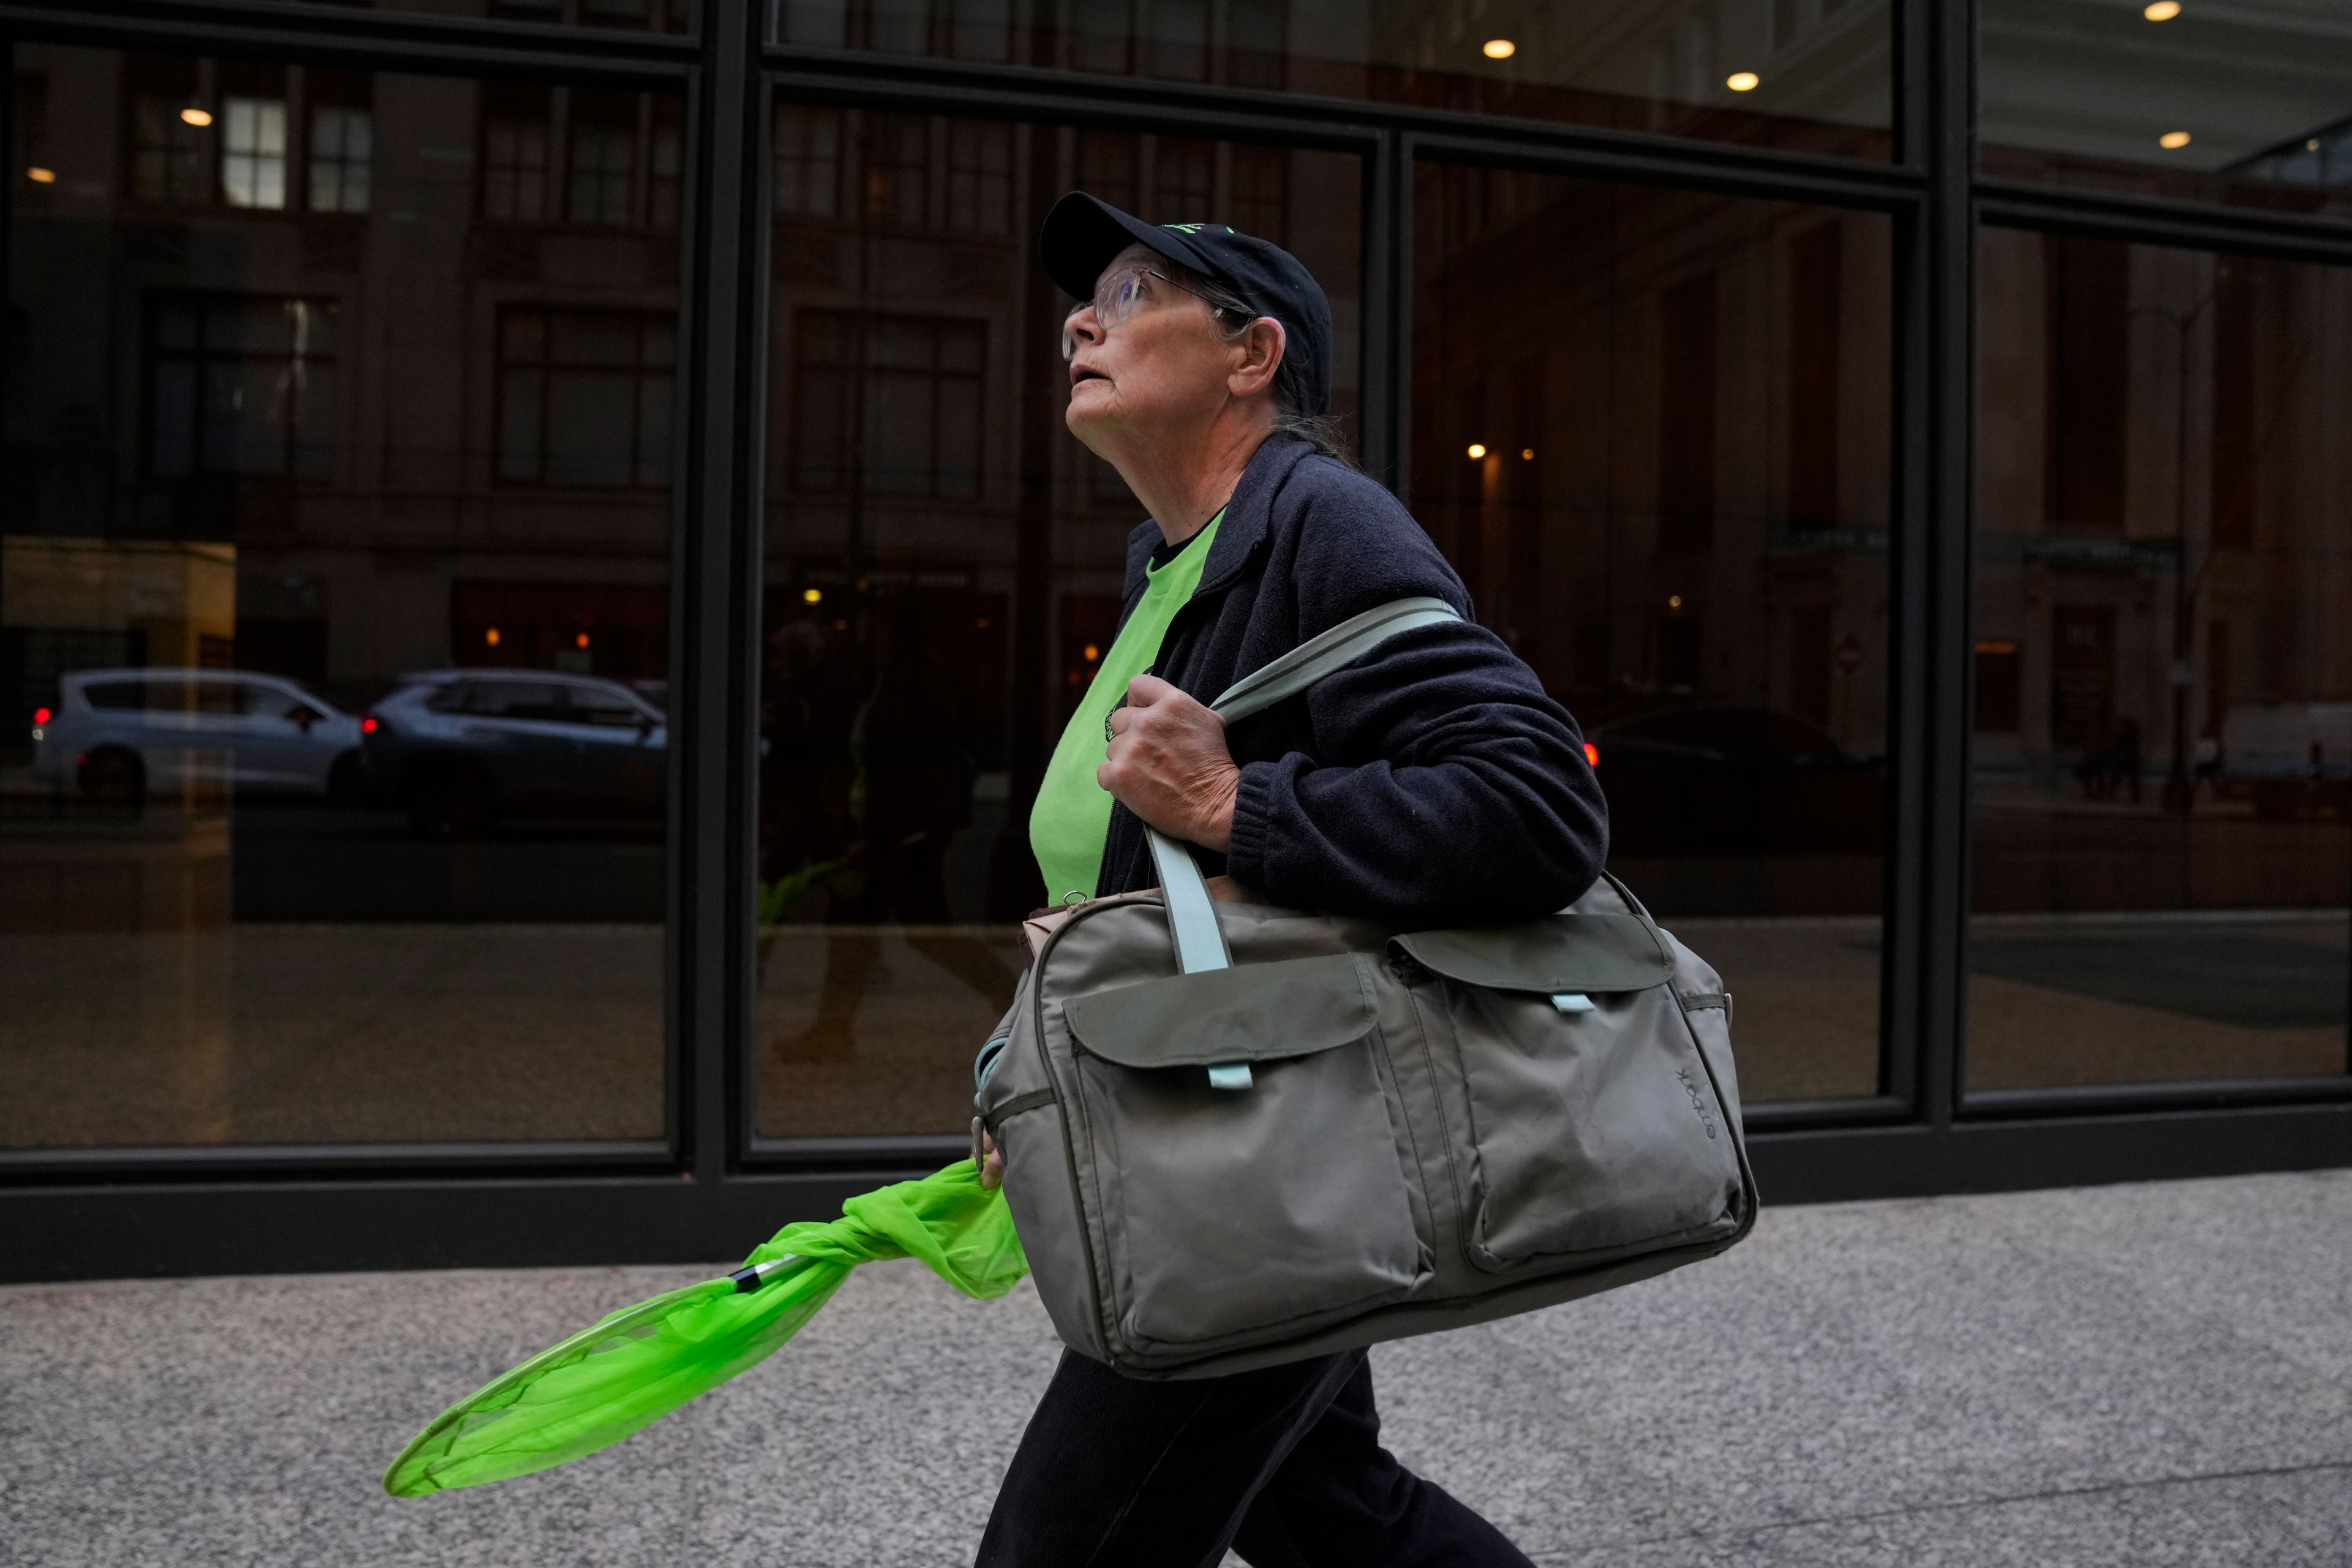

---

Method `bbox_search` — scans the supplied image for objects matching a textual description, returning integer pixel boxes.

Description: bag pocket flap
[1064,954,1373,1069]
[1394,913,1672,994]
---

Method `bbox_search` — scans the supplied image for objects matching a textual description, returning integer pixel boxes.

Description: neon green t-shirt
[1030,513,1224,905]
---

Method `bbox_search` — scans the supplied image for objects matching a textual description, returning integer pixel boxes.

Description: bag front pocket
[1065,958,1430,1351]
[1396,919,1743,1270]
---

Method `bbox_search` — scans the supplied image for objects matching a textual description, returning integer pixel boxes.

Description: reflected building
[3,48,682,1148]
[2,0,2348,1261]
[756,112,1363,1135]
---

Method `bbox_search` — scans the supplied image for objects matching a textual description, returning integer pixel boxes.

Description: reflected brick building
[2,0,2348,1278]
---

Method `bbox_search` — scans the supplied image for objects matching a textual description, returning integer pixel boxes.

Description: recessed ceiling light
[180,107,213,127]
[2143,1,2181,18]
[1726,71,1760,92]
[25,166,56,184]
[1467,443,1488,459]
[2160,130,2192,149]
[1483,39,1516,59]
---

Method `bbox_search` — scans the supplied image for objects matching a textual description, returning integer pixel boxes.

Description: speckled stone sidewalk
[4,1170,2349,1567]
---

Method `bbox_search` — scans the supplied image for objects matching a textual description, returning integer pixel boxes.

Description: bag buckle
[1205,1062,1254,1090]
[1550,992,1595,1014]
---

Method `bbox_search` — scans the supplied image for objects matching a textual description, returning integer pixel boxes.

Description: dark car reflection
[360,669,666,834]
[1588,703,1884,856]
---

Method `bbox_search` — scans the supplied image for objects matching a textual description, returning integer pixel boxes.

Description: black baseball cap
[1039,190,1333,417]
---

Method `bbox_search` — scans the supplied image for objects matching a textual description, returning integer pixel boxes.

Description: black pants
[975,1348,1535,1568]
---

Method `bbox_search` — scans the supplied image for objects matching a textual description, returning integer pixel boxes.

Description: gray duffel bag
[976,597,1757,1379]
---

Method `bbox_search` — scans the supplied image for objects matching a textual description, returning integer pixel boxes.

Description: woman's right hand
[979,1131,1004,1189]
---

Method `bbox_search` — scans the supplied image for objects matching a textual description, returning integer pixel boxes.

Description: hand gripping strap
[1150,594,1466,970]
[1147,597,1466,1093]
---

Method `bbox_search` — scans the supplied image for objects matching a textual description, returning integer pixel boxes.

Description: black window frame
[143,288,340,482]
[5,0,2350,1285]
[785,306,987,500]
[495,303,679,489]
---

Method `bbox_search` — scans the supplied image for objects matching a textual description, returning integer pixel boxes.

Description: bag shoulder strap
[1148,595,1463,977]
[1208,595,1461,724]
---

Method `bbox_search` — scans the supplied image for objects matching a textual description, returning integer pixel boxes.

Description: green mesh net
[383,1161,1027,1497]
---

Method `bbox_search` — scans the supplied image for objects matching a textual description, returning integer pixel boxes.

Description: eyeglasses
[1060,266,1248,361]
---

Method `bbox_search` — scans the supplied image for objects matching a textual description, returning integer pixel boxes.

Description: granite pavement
[4,1169,2348,1567]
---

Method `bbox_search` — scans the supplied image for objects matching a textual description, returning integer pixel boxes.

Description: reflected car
[361,669,667,834]
[1586,703,1884,856]
[29,668,366,807]
[2220,701,2352,820]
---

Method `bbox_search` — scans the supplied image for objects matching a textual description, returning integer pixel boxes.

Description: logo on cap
[1161,223,1234,235]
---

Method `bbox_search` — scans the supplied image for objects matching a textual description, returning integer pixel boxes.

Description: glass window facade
[2,46,682,1148]
[1981,0,2352,217]
[756,110,1362,1140]
[775,0,1893,157]
[1969,230,2352,1092]
[4,0,2350,1275]
[303,0,695,32]
[1412,166,1895,1104]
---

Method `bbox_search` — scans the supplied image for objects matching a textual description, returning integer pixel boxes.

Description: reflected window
[649,98,684,231]
[775,105,843,220]
[221,97,287,209]
[1414,164,1894,1104]
[1077,129,1138,214]
[452,581,669,678]
[568,97,638,225]
[1970,230,2352,1091]
[791,311,985,498]
[129,59,205,205]
[148,295,336,480]
[1153,137,1213,220]
[1229,142,1289,246]
[481,86,553,222]
[497,308,677,488]
[944,120,1012,236]
[412,0,691,28]
[308,104,373,214]
[865,114,930,228]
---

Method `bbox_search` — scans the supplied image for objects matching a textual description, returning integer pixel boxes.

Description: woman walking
[976,193,1609,1568]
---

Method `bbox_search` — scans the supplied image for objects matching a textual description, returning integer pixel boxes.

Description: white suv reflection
[30,668,366,807]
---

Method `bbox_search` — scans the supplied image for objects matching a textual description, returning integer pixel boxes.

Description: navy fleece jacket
[1098,434,1609,925]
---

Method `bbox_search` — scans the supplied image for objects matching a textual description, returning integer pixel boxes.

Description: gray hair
[1167,262,1354,467]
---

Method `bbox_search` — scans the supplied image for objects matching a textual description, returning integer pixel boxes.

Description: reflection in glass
[221,97,288,210]
[308,103,375,216]
[777,0,1891,157]
[288,0,693,31]
[1983,0,2352,216]
[1413,165,1894,1102]
[1,47,684,1148]
[758,109,1362,1139]
[1969,232,2352,1091]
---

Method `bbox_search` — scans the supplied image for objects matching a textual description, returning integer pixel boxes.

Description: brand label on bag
[1676,1068,1719,1140]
